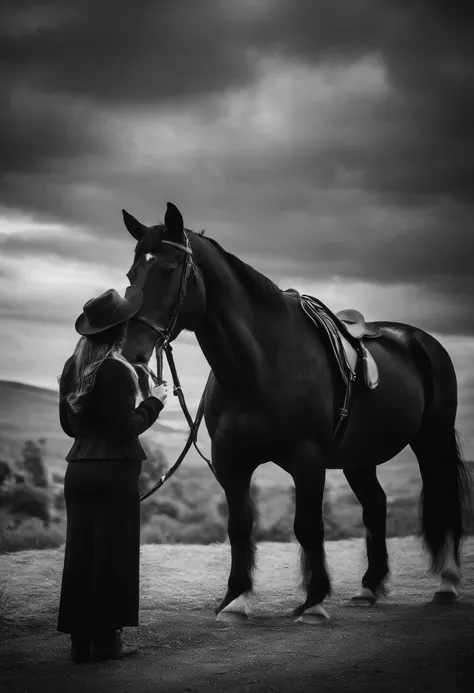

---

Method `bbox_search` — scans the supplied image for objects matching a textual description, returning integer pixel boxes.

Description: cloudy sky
[1,1,473,457]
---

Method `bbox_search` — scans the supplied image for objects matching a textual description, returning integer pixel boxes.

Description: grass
[0,581,11,631]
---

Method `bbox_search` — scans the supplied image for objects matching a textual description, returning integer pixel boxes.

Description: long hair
[65,322,139,413]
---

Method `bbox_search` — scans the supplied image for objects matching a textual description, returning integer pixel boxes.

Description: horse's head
[121,202,206,365]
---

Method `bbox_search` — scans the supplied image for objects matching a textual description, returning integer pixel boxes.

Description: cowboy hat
[75,286,143,336]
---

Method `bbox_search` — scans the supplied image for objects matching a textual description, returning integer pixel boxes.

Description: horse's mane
[144,224,283,304]
[189,231,283,305]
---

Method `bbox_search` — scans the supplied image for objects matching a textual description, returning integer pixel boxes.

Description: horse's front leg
[289,444,332,624]
[213,443,256,623]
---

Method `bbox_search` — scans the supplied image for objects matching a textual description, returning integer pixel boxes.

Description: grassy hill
[0,379,425,496]
[0,379,212,474]
[0,379,472,552]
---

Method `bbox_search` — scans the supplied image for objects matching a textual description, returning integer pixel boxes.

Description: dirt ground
[1,536,474,693]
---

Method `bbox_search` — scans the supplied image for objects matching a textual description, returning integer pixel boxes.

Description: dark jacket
[59,356,163,462]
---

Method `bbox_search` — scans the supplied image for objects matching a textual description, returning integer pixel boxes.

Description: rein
[139,343,215,503]
[134,234,216,503]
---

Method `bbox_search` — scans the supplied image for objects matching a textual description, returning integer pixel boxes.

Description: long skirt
[57,459,141,635]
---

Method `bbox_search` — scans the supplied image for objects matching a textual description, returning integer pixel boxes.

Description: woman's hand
[152,382,168,404]
[133,363,157,399]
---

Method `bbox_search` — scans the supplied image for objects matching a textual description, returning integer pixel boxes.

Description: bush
[0,512,65,553]
[140,497,186,524]
[51,472,65,485]
[0,460,12,487]
[0,483,51,525]
[53,490,66,511]
[255,521,293,542]
[17,440,49,489]
[141,514,226,545]
[386,497,419,537]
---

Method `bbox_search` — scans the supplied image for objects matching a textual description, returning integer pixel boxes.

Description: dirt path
[1,537,474,692]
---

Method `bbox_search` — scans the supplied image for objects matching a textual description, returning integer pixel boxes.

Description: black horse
[122,202,471,624]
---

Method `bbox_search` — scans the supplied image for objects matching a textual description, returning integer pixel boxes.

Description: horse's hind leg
[343,467,389,606]
[410,424,471,604]
[213,444,256,623]
[288,444,331,624]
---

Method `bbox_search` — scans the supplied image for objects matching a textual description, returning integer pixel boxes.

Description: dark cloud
[0,226,133,267]
[0,90,107,178]
[1,0,473,333]
[2,0,473,192]
[0,0,257,106]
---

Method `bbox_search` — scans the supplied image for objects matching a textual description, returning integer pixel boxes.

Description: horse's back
[333,321,456,467]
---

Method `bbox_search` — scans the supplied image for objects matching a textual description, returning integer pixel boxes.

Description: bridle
[132,233,195,366]
[128,230,216,499]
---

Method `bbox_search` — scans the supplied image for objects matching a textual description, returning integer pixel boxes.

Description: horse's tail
[412,331,472,571]
[419,427,472,570]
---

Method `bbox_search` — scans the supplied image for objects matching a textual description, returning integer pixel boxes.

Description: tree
[0,460,12,487]
[2,483,51,525]
[18,440,49,489]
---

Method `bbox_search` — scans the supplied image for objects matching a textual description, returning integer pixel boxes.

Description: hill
[0,377,430,501]
[0,379,211,473]
[0,379,426,495]
[1,379,472,550]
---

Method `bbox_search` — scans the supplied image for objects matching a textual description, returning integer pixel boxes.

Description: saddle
[284,289,383,441]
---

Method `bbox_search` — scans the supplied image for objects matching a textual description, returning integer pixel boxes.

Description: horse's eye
[145,253,154,262]
[162,263,176,276]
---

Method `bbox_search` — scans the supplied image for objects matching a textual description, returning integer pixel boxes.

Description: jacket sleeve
[95,359,164,440]
[58,358,76,438]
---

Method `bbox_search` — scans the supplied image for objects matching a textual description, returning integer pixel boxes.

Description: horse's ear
[122,209,146,242]
[164,202,184,240]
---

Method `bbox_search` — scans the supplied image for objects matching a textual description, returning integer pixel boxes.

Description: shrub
[386,496,419,537]
[0,512,65,553]
[140,497,186,524]
[53,490,66,511]
[255,521,293,542]
[0,483,51,525]
[17,440,49,489]
[141,514,226,545]
[0,460,12,487]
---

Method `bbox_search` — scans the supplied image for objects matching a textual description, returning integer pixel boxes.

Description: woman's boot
[70,631,91,663]
[90,629,138,662]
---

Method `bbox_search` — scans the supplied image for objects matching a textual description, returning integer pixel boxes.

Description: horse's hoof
[433,590,458,605]
[349,596,376,607]
[349,588,376,607]
[215,595,251,624]
[216,610,249,624]
[296,604,329,625]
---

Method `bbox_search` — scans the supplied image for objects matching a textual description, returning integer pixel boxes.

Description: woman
[57,286,167,663]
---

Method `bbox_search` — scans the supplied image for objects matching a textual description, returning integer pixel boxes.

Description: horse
[121,201,471,624]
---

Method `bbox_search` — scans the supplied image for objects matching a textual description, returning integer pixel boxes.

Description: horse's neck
[192,240,286,392]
